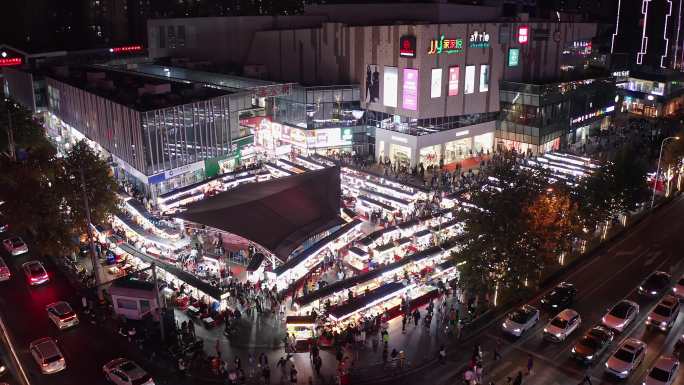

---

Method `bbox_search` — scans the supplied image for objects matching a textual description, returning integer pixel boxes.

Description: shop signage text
[570,105,615,125]
[468,31,490,48]
[508,48,520,67]
[517,26,529,44]
[109,45,143,53]
[391,136,409,143]
[399,35,417,58]
[0,57,22,67]
[428,35,464,55]
[455,130,470,137]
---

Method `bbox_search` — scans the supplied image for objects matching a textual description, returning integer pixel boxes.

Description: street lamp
[651,136,680,209]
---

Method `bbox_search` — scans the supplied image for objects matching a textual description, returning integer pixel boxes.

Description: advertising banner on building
[448,66,459,96]
[464,65,475,94]
[365,65,380,103]
[479,65,489,92]
[402,68,419,111]
[383,67,398,107]
[431,68,442,98]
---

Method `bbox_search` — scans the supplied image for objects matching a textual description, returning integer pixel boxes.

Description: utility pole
[151,263,166,342]
[79,164,104,301]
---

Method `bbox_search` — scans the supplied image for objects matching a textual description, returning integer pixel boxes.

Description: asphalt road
[410,195,684,385]
[0,244,177,385]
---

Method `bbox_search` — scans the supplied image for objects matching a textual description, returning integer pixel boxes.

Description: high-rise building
[611,0,684,70]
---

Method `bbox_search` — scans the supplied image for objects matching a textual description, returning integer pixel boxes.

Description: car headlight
[647,316,652,320]
[586,355,593,360]
[639,286,644,291]
[502,322,507,328]
[513,328,521,333]
[661,321,668,327]
[651,291,657,295]
[543,328,548,333]
[571,347,576,353]
[0,365,5,372]
[620,370,629,375]
[552,304,558,308]
[605,363,609,368]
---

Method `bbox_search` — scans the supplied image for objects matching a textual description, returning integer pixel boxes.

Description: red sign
[518,26,529,44]
[110,45,143,53]
[399,35,417,58]
[448,66,460,96]
[0,57,22,67]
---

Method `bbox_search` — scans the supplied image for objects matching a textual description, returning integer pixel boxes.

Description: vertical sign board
[402,68,419,111]
[383,67,398,107]
[508,48,520,67]
[464,66,476,94]
[479,65,489,92]
[430,68,442,98]
[399,35,417,58]
[518,26,529,44]
[448,66,460,96]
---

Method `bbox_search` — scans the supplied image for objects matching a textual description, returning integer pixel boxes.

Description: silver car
[501,305,539,337]
[646,295,680,332]
[46,301,79,330]
[29,337,66,374]
[602,299,639,333]
[103,358,155,385]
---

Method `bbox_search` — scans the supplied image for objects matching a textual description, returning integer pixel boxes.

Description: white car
[29,337,66,374]
[22,261,49,286]
[501,304,539,337]
[605,338,646,379]
[3,237,28,256]
[646,295,680,332]
[543,308,580,342]
[103,358,155,385]
[46,301,79,330]
[643,355,679,385]
[673,275,684,300]
[602,299,639,332]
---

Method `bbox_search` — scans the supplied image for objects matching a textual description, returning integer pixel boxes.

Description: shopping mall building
[2,2,609,196]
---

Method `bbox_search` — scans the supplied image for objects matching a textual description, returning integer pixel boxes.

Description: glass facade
[273,85,362,130]
[366,111,498,136]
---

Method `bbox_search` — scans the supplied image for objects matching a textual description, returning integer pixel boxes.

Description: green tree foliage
[0,100,119,254]
[609,144,649,213]
[454,155,550,296]
[0,99,50,155]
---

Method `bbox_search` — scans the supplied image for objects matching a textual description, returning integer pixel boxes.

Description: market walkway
[175,294,464,384]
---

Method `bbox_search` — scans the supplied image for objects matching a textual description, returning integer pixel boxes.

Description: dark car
[638,271,671,298]
[540,282,577,311]
[571,325,614,364]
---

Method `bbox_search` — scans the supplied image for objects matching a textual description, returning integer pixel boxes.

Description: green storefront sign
[203,135,254,178]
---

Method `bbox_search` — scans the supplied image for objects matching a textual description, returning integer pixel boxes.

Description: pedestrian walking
[402,315,407,333]
[493,338,502,361]
[177,357,186,377]
[581,366,593,384]
[526,354,533,375]
[313,354,322,376]
[513,371,523,385]
[413,309,421,327]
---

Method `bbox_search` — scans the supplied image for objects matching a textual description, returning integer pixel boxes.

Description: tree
[453,155,549,297]
[525,184,581,265]
[0,102,120,255]
[573,164,619,239]
[609,143,649,213]
[0,98,50,156]
[56,140,121,238]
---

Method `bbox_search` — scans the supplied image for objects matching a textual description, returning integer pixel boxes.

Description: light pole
[651,136,680,209]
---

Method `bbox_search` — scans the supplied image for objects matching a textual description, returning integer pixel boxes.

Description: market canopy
[175,166,342,261]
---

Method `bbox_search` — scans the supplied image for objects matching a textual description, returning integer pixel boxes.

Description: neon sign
[109,45,143,53]
[518,26,529,44]
[428,35,464,55]
[468,31,490,48]
[0,57,22,67]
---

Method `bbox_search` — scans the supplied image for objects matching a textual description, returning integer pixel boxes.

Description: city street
[392,195,684,385]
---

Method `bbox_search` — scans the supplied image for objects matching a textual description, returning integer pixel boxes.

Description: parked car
[605,338,646,380]
[103,358,155,385]
[673,275,684,300]
[571,325,614,364]
[543,309,581,342]
[29,337,66,374]
[646,295,680,332]
[643,355,679,385]
[602,299,639,332]
[46,301,79,330]
[501,305,540,337]
[3,237,28,256]
[540,282,577,311]
[0,257,10,282]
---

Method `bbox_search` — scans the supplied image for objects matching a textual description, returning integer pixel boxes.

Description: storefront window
[419,145,441,167]
[473,133,493,154]
[444,138,472,163]
[389,144,411,167]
